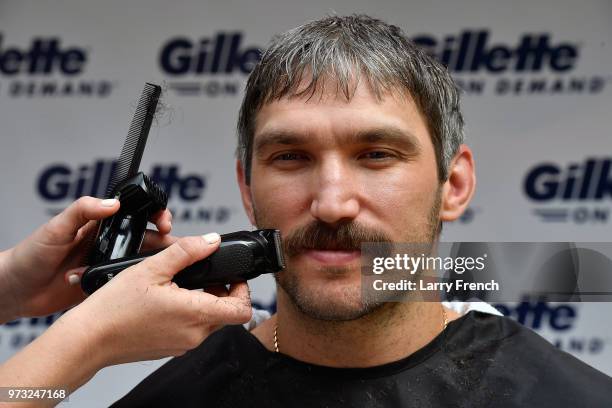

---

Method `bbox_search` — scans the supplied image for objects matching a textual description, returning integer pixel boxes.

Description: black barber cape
[113,312,612,407]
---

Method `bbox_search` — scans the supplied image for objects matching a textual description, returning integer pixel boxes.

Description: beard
[253,191,442,322]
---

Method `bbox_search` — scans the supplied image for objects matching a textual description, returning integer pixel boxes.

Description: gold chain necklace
[273,305,448,353]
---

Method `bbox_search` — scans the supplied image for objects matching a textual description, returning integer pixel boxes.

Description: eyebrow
[254,126,422,155]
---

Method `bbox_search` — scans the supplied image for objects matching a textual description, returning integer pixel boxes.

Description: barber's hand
[59,234,252,365]
[0,196,174,322]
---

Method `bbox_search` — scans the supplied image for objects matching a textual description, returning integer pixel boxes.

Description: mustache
[283,221,392,257]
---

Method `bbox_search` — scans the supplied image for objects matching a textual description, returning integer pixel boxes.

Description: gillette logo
[159,32,261,97]
[36,161,233,224]
[38,160,205,201]
[495,302,604,354]
[525,158,612,201]
[160,33,260,75]
[412,30,608,96]
[495,301,576,331]
[0,33,114,98]
[524,158,610,223]
[0,33,87,75]
[413,30,578,73]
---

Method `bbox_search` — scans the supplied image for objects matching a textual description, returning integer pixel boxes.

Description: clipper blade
[272,230,286,269]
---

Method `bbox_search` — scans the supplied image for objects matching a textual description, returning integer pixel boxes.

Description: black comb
[87,83,165,266]
[105,83,161,198]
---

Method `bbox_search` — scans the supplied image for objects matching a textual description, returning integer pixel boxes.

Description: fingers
[149,209,172,235]
[141,230,179,252]
[191,282,252,325]
[204,285,229,298]
[74,219,99,242]
[64,266,87,286]
[46,197,120,241]
[227,281,251,300]
[138,233,221,279]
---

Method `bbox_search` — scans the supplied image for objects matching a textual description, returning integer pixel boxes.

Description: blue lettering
[0,34,87,76]
[160,38,193,75]
[524,164,560,201]
[37,165,71,200]
[412,30,579,74]
[494,301,577,331]
[37,162,206,202]
[159,33,261,75]
[549,305,576,330]
[525,159,612,202]
[180,175,205,201]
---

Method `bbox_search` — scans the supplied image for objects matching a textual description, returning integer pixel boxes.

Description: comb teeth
[106,83,161,197]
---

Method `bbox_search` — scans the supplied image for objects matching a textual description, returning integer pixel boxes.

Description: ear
[236,160,257,226]
[440,145,476,222]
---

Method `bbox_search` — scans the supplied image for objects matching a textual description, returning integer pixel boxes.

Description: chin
[276,269,383,321]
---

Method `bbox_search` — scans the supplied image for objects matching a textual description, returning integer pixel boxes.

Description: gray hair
[237,14,464,184]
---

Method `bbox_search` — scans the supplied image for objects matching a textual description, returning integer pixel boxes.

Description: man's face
[239,80,442,321]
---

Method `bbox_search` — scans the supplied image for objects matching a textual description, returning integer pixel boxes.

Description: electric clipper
[81,83,285,295]
[82,229,284,294]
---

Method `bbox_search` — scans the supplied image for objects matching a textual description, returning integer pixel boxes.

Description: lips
[301,249,361,265]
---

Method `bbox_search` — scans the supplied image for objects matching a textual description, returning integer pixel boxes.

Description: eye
[273,152,308,161]
[359,150,396,160]
[269,152,310,170]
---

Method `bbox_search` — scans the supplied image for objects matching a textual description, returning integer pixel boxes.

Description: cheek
[250,170,310,227]
[359,166,439,228]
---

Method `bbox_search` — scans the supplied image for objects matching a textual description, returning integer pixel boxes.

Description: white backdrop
[0,0,611,406]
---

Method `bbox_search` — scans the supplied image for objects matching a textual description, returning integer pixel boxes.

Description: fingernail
[203,232,220,244]
[101,198,118,207]
[68,274,81,285]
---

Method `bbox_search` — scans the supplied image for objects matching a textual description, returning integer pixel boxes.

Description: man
[114,15,612,407]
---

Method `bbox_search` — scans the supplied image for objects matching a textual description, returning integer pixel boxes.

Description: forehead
[253,80,431,148]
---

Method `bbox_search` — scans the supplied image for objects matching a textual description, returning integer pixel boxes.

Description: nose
[310,156,360,225]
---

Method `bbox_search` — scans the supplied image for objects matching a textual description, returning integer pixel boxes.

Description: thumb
[46,196,120,241]
[138,233,221,281]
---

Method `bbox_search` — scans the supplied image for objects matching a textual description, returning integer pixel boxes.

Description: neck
[253,290,451,368]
